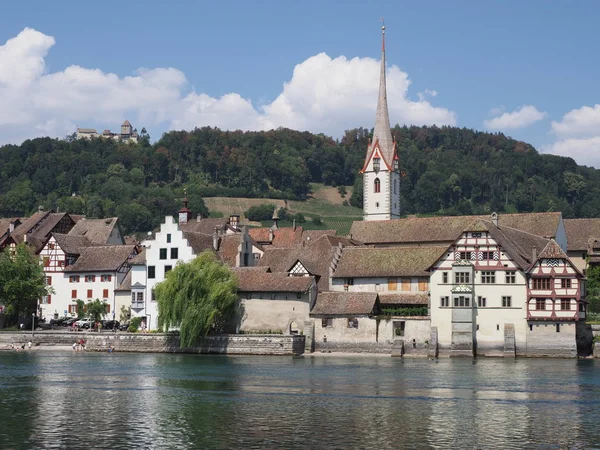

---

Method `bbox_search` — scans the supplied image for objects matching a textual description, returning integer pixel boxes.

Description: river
[1,352,600,449]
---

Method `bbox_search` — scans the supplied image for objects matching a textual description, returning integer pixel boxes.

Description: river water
[1,352,600,449]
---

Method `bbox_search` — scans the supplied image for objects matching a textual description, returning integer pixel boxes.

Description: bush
[380,306,429,317]
[337,185,347,197]
[292,213,306,223]
[128,316,143,332]
[312,216,323,225]
[588,296,600,314]
[244,204,276,221]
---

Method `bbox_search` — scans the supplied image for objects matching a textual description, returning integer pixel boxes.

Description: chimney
[491,212,498,227]
[268,228,274,243]
[213,227,219,251]
[24,234,27,243]
[293,219,296,231]
[9,222,15,233]
[196,214,202,222]
[38,205,44,213]
[532,247,537,261]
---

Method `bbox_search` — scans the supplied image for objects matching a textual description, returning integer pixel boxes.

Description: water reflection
[1,353,600,449]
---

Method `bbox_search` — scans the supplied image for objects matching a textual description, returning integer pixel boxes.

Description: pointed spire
[367,19,394,166]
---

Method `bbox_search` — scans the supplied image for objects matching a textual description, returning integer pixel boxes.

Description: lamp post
[31,312,35,337]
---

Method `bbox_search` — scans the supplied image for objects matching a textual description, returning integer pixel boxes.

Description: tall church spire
[368,19,395,166]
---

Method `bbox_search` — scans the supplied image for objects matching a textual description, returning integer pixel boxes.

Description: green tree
[86,299,109,322]
[156,251,238,347]
[76,299,85,317]
[0,244,49,316]
[244,204,276,221]
[120,305,131,322]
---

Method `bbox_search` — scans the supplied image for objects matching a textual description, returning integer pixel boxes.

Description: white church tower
[361,21,400,221]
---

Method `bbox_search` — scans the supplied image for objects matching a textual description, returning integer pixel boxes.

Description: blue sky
[1,0,600,166]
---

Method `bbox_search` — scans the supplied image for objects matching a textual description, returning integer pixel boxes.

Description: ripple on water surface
[1,353,600,449]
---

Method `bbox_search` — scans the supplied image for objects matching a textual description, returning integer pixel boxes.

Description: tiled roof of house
[564,218,600,251]
[333,246,447,278]
[218,234,243,267]
[378,293,428,305]
[115,271,132,291]
[303,229,337,243]
[33,213,72,240]
[348,212,562,245]
[68,218,120,244]
[64,245,136,272]
[310,292,378,316]
[182,231,215,254]
[180,218,230,235]
[538,239,568,259]
[257,234,359,290]
[129,248,146,265]
[0,218,19,235]
[234,268,314,292]
[486,223,550,270]
[249,226,304,247]
[53,233,93,255]
[12,211,49,243]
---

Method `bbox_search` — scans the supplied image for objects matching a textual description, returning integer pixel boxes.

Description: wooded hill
[1,125,599,234]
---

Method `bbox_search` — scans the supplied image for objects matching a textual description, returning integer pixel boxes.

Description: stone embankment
[0,331,305,356]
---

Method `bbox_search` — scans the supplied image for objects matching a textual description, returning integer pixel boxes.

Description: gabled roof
[249,226,304,247]
[180,218,230,235]
[53,233,93,255]
[64,245,136,272]
[538,239,567,259]
[348,212,563,245]
[310,292,378,316]
[122,120,131,126]
[68,218,121,245]
[564,218,600,251]
[0,218,19,235]
[234,268,314,292]
[378,293,428,305]
[182,231,215,254]
[218,234,243,266]
[333,246,447,278]
[33,213,73,240]
[12,211,49,243]
[486,224,550,270]
[115,271,132,291]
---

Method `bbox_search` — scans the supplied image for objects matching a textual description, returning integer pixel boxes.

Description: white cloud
[551,104,600,137]
[543,105,600,168]
[543,137,600,167]
[484,105,547,130]
[0,28,456,144]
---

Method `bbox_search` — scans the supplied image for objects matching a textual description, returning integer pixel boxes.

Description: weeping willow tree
[155,251,238,347]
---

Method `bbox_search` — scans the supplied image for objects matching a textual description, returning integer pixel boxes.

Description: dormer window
[373,157,380,173]
[393,159,399,172]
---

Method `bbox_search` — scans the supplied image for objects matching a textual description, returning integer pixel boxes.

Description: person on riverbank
[72,342,77,351]
[27,341,32,350]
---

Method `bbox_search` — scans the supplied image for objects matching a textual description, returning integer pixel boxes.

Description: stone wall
[0,331,305,356]
[525,322,577,358]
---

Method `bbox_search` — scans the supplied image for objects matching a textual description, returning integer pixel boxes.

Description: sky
[1,1,600,167]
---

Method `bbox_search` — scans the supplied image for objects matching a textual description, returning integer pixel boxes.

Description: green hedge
[380,306,428,317]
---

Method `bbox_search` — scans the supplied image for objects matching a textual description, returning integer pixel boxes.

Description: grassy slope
[204,183,361,235]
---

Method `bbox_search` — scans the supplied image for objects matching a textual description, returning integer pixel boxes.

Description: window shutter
[87,289,92,298]
[106,304,110,313]
[103,289,109,298]
[68,305,72,313]
[47,276,52,285]
[47,295,52,305]
[108,275,112,282]
[71,290,77,299]
[92,275,96,282]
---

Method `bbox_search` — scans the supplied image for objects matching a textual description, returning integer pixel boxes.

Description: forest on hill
[0,125,599,234]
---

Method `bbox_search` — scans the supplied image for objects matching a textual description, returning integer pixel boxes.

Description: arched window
[374,178,381,193]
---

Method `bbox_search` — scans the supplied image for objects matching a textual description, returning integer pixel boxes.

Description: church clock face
[179,212,188,224]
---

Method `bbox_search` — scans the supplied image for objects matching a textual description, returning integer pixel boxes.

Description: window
[322,318,333,328]
[131,293,135,303]
[533,278,551,290]
[535,299,546,310]
[388,278,398,291]
[170,248,179,259]
[481,251,493,260]
[440,296,449,307]
[164,265,172,275]
[296,292,302,299]
[418,279,428,291]
[477,296,487,307]
[374,178,381,193]
[502,296,512,307]
[453,296,470,307]
[85,275,95,282]
[71,290,77,299]
[481,271,495,284]
[69,275,80,283]
[579,302,585,312]
[561,279,572,289]
[45,276,52,285]
[136,292,143,302]
[561,299,571,310]
[455,272,470,284]
[103,289,109,298]
[41,295,51,304]
[459,251,472,260]
[529,324,533,331]
[101,274,112,282]
[151,289,156,301]
[148,266,156,279]
[166,233,171,243]
[87,289,93,299]
[347,318,359,329]
[105,304,111,314]
[471,232,482,238]
[505,271,516,284]
[556,324,560,333]
[442,272,448,284]
[401,278,411,291]
[344,278,354,286]
[159,248,167,260]
[43,257,50,267]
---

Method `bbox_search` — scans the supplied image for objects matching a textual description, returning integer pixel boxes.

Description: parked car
[75,318,93,329]
[63,318,79,327]
[102,320,120,331]
[118,321,130,331]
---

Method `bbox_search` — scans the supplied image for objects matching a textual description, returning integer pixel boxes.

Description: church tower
[361,21,400,221]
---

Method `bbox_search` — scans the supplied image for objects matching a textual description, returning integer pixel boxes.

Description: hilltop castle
[76,120,139,143]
